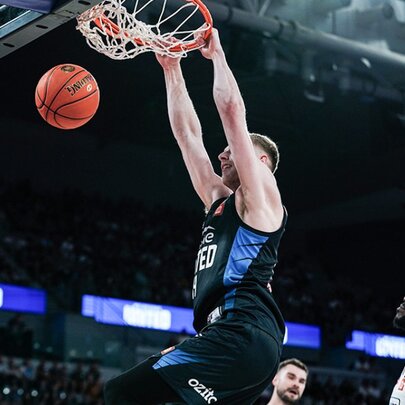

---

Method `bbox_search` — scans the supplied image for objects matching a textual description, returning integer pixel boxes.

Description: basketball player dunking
[104,28,287,404]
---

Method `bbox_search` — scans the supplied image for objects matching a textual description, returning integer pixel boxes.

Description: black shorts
[151,321,282,404]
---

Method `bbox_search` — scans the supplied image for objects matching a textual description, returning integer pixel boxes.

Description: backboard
[0,0,100,58]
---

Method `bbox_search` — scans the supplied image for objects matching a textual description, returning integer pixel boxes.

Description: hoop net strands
[76,0,213,59]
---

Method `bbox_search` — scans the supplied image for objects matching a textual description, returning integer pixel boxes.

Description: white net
[76,0,212,59]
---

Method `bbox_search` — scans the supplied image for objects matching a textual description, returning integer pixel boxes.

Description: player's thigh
[104,356,183,405]
[152,322,281,403]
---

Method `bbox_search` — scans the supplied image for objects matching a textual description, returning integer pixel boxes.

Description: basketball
[35,63,100,130]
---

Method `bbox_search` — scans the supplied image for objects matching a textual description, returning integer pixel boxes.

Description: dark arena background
[0,0,404,403]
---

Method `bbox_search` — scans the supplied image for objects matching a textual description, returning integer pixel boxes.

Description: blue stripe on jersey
[224,289,237,319]
[223,226,268,288]
[224,289,236,310]
[224,288,236,309]
[152,349,202,370]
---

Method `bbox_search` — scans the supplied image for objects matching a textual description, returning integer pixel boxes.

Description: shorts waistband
[207,306,224,325]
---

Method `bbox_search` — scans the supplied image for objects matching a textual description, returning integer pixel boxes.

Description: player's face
[273,365,307,404]
[393,297,405,330]
[218,146,239,190]
[218,145,269,190]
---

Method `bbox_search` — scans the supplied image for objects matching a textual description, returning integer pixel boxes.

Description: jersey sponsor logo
[214,202,225,216]
[197,226,217,268]
[201,226,215,238]
[196,245,217,271]
[193,227,218,299]
[188,378,218,403]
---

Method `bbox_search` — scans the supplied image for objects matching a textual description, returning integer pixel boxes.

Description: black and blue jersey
[151,194,287,404]
[192,194,287,339]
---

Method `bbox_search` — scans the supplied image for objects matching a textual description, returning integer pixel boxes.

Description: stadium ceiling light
[335,61,352,95]
[301,51,325,103]
[360,57,372,69]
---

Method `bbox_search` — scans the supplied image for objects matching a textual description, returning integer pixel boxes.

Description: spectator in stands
[393,296,405,330]
[389,296,405,404]
[267,358,308,404]
[21,359,34,381]
[351,354,372,373]
[5,314,32,358]
[0,356,105,404]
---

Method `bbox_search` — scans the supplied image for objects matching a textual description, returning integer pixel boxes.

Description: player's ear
[259,154,268,164]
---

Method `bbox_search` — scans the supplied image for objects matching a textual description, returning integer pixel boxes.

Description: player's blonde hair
[249,133,280,173]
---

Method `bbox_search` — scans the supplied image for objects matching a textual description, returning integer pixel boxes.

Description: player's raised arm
[198,29,283,231]
[155,54,230,209]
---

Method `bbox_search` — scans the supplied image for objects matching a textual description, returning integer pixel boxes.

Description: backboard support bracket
[0,1,100,59]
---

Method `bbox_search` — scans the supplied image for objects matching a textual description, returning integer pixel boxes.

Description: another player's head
[393,296,405,330]
[269,358,308,404]
[218,133,279,190]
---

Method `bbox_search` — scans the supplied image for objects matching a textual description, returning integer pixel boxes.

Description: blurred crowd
[0,354,391,405]
[0,180,200,312]
[0,180,399,347]
[0,356,103,405]
[272,253,396,346]
[301,375,390,405]
[255,373,391,405]
[0,314,33,359]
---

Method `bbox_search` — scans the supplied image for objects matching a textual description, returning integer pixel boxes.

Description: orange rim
[93,0,213,52]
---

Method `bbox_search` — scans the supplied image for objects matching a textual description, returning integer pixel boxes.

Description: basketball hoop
[76,0,213,59]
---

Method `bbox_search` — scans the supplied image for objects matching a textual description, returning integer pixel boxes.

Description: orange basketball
[35,63,100,130]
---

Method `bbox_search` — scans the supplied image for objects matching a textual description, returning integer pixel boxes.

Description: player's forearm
[211,50,246,117]
[163,66,202,142]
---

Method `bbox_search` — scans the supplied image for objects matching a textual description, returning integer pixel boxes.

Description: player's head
[393,296,405,330]
[249,133,279,173]
[218,133,279,190]
[271,358,308,404]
